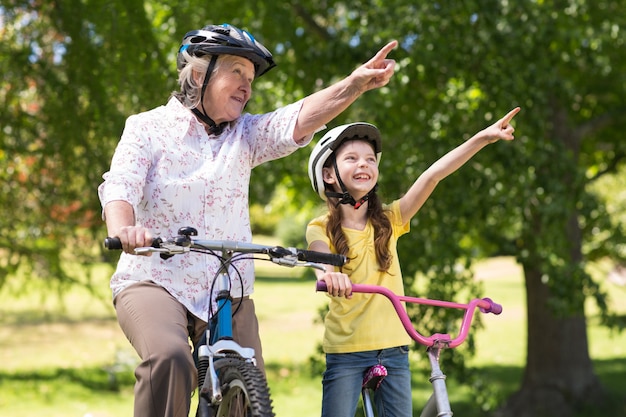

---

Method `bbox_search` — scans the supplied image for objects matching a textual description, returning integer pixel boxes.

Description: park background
[1,1,625,416]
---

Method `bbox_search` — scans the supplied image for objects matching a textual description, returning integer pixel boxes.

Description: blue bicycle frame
[196,262,257,405]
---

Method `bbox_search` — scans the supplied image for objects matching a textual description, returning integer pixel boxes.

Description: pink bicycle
[316,281,502,417]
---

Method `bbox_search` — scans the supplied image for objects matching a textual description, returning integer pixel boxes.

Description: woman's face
[200,55,255,125]
[323,140,379,200]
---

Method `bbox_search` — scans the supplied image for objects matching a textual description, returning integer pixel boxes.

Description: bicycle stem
[427,346,453,417]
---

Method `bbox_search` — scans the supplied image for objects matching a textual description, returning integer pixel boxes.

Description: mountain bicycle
[316,281,502,417]
[105,226,346,417]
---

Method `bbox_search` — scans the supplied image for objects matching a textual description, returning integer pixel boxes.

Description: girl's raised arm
[398,107,520,222]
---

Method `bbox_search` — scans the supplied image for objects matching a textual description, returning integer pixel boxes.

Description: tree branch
[291,4,332,41]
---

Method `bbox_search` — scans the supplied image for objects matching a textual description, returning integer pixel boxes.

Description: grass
[0,255,625,416]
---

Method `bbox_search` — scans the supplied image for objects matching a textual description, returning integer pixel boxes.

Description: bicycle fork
[196,272,256,405]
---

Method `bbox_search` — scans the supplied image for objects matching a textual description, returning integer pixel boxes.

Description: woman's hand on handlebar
[319,271,353,299]
[114,225,153,256]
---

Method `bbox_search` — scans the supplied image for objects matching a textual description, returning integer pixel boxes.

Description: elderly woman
[98,23,397,417]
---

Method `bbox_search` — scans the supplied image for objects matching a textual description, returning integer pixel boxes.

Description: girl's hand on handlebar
[115,226,153,256]
[319,272,353,299]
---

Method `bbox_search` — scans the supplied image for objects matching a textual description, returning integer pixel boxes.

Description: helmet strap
[324,159,377,210]
[193,55,228,135]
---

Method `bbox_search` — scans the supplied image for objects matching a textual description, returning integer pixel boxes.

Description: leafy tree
[0,0,170,288]
[1,1,625,416]
[260,3,626,414]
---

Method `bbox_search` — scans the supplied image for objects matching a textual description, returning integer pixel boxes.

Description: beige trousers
[114,280,264,417]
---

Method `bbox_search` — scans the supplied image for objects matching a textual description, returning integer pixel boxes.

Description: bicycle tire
[201,357,274,417]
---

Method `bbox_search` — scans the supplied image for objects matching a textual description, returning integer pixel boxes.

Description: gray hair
[173,53,254,111]
[173,51,220,109]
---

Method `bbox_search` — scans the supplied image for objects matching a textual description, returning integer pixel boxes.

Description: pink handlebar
[315,281,502,348]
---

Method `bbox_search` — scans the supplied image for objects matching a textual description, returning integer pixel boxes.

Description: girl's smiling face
[323,140,379,200]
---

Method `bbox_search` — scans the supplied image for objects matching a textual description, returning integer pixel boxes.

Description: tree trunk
[495,214,606,417]
[494,267,605,417]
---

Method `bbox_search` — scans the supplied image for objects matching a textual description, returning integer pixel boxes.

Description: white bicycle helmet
[177,23,276,77]
[308,123,382,201]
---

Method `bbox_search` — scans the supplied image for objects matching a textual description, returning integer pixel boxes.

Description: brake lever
[134,242,189,259]
[270,256,299,267]
[134,247,169,254]
[270,256,326,271]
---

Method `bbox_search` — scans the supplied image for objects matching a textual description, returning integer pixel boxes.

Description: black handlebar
[295,249,346,266]
[103,237,162,250]
[104,237,123,250]
[103,236,346,267]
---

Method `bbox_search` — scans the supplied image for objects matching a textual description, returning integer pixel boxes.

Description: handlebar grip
[297,250,347,267]
[104,237,122,250]
[316,280,328,292]
[480,297,503,315]
[103,237,163,251]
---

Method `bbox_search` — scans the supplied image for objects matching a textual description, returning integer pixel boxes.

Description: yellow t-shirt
[306,200,412,353]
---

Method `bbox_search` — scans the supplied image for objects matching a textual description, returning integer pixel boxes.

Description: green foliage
[1,365,135,394]
[251,182,323,247]
[250,203,280,236]
[2,2,626,414]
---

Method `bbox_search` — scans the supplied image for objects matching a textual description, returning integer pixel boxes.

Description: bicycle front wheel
[213,358,274,417]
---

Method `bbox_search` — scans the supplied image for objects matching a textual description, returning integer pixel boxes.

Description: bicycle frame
[316,281,502,417]
[169,237,345,414]
[105,228,346,417]
[196,250,257,405]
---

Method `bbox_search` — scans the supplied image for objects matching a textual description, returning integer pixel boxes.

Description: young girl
[306,107,520,417]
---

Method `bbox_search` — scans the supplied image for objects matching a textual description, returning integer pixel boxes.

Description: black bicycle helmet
[177,23,276,77]
[176,24,276,135]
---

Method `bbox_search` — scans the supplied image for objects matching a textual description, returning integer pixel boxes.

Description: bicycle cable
[199,248,247,322]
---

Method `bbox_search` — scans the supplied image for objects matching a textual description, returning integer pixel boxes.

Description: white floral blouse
[98,97,313,320]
